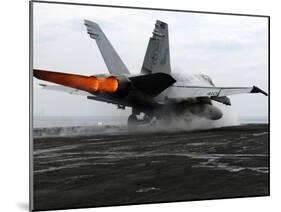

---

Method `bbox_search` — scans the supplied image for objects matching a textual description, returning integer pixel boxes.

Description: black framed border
[29,1,270,211]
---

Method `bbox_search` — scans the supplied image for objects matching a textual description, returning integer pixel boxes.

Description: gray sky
[33,2,268,118]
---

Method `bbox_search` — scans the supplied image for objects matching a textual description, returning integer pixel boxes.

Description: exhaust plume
[34,69,118,94]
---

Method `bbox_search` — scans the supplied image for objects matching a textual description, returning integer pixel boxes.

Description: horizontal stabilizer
[129,73,176,97]
[167,85,268,99]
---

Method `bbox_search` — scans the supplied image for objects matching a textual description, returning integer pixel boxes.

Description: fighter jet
[34,20,267,130]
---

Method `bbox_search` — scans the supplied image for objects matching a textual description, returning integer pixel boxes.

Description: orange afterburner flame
[33,69,118,93]
[98,77,119,93]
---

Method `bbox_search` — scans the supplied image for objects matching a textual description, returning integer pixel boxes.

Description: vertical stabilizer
[84,20,130,75]
[141,20,171,75]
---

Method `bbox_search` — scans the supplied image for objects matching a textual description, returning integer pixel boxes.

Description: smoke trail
[164,101,239,132]
[146,72,239,132]
[173,72,215,87]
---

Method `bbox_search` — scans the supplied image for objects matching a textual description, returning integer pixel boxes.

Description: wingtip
[38,83,47,87]
[251,86,268,96]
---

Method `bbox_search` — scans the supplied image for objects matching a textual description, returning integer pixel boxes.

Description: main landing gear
[127,114,138,131]
[127,110,153,131]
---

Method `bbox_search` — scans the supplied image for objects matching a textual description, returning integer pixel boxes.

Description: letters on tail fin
[84,20,130,75]
[141,20,171,75]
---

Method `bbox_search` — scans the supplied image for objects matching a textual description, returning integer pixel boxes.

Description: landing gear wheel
[127,114,138,131]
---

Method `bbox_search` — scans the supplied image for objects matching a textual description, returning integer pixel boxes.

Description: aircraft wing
[38,83,128,106]
[167,85,268,99]
[39,83,89,95]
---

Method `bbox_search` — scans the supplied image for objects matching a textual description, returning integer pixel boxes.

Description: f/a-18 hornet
[34,20,267,130]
